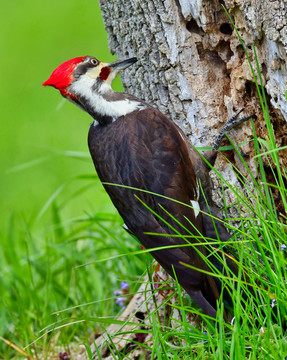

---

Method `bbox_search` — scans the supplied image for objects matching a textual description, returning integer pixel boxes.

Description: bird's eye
[90,58,98,66]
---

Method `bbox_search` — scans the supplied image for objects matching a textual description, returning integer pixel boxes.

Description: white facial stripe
[69,74,145,120]
[85,66,102,79]
[190,200,200,218]
[86,63,117,85]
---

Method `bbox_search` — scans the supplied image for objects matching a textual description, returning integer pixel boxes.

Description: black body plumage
[43,56,250,318]
[88,103,237,318]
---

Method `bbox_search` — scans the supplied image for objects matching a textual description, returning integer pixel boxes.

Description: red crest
[42,56,88,95]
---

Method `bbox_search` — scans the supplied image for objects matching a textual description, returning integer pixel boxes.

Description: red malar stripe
[100,67,111,81]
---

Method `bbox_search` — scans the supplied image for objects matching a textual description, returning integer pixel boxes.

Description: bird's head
[42,56,137,100]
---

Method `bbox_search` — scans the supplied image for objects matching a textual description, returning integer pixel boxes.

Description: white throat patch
[69,75,145,123]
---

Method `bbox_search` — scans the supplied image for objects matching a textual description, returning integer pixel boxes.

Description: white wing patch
[190,200,200,217]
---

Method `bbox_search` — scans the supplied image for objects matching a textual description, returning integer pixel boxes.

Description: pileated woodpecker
[43,56,252,318]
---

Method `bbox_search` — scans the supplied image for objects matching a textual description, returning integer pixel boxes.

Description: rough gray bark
[99,0,287,219]
[79,1,287,358]
[101,0,286,165]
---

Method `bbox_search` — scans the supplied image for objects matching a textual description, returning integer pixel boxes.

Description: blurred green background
[0,1,146,357]
[0,0,122,236]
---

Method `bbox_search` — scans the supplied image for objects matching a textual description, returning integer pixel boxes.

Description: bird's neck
[69,75,145,125]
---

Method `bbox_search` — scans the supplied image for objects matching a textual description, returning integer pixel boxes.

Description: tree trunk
[100,0,287,215]
[101,0,286,161]
[79,1,287,358]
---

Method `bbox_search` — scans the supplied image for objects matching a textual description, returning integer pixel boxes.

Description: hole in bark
[216,40,233,62]
[186,19,203,35]
[261,62,267,79]
[245,81,253,96]
[220,23,233,35]
[197,45,226,68]
[208,50,224,66]
[237,44,245,59]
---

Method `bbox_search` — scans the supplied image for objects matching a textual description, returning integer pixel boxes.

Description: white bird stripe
[190,200,200,217]
[69,74,145,122]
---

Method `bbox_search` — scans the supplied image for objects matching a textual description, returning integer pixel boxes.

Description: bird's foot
[212,108,255,157]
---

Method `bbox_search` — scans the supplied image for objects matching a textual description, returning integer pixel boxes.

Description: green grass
[1,3,287,359]
[1,193,147,358]
[82,105,287,359]
[0,1,146,358]
[83,14,287,360]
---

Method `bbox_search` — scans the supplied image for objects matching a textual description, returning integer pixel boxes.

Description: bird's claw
[213,109,255,153]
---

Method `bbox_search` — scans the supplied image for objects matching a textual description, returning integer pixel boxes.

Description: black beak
[108,57,137,71]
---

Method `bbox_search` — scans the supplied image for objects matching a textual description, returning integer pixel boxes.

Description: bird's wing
[88,108,221,316]
[128,108,200,229]
[88,107,208,258]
